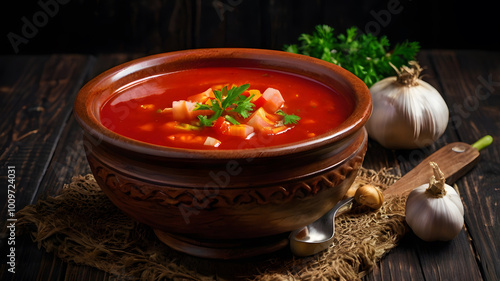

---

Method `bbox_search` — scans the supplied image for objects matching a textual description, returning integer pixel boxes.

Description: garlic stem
[425,162,447,198]
[390,61,422,86]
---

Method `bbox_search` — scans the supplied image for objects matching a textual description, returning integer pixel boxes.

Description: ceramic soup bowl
[73,48,372,259]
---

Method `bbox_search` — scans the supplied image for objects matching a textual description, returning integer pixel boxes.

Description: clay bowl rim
[74,48,372,160]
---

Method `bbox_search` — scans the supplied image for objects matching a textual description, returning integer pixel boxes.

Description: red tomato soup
[100,67,354,149]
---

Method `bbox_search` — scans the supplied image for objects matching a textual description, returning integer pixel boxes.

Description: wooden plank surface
[0,50,499,281]
[430,50,500,281]
[0,54,95,281]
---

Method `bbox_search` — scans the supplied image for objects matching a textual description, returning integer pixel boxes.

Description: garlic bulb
[405,162,464,242]
[366,61,449,149]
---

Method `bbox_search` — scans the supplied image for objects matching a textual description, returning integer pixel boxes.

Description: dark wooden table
[1,50,499,280]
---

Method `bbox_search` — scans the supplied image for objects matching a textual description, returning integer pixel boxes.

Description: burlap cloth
[17,167,407,281]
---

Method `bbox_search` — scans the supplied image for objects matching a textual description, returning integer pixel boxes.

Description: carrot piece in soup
[249,89,261,99]
[262,88,285,113]
[247,107,276,131]
[228,124,254,138]
[242,89,262,101]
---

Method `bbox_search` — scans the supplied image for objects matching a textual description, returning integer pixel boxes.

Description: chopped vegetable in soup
[100,67,353,149]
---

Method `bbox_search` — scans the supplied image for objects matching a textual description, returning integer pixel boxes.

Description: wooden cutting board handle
[383,136,492,198]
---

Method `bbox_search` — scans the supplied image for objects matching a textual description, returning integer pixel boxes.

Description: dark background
[1,0,499,55]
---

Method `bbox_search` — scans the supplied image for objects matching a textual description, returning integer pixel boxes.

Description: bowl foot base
[154,229,290,259]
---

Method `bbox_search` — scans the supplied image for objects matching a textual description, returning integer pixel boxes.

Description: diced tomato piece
[213,117,231,135]
[228,124,254,138]
[187,88,215,103]
[247,107,276,131]
[213,116,225,128]
[253,96,267,109]
[262,88,284,113]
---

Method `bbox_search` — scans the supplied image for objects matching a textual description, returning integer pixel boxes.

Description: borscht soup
[100,67,354,149]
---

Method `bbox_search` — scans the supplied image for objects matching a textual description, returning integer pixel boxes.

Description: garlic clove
[354,184,384,209]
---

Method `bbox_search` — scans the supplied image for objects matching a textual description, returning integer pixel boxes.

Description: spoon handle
[289,197,354,257]
[383,136,492,197]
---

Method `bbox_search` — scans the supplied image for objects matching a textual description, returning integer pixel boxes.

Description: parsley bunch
[284,25,420,87]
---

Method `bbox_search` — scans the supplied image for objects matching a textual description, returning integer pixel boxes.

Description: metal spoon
[289,136,492,257]
[289,197,354,257]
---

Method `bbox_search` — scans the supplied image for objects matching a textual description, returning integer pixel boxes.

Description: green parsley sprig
[195,84,252,126]
[276,110,300,125]
[284,25,420,87]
